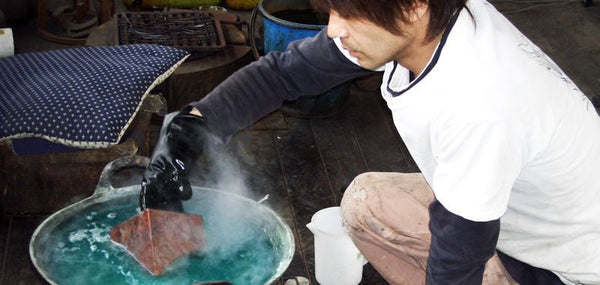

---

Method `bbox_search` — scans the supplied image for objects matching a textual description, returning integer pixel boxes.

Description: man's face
[326,9,426,71]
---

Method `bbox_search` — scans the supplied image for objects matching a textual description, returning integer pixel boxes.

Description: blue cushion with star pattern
[0,44,189,149]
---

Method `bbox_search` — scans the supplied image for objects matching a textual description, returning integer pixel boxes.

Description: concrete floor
[1,1,599,284]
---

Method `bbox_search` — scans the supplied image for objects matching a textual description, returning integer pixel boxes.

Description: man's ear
[407,1,429,23]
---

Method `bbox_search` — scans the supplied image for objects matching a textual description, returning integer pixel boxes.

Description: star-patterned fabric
[0,44,189,149]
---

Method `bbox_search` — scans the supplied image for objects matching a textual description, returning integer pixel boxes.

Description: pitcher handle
[94,155,150,196]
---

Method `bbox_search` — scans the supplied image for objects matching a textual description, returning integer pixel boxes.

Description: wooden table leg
[100,0,114,24]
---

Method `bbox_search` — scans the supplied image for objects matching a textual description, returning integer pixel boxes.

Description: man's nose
[327,12,348,38]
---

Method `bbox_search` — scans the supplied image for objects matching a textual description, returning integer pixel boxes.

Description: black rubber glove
[140,106,208,212]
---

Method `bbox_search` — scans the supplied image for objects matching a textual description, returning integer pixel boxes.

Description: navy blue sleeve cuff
[426,199,500,285]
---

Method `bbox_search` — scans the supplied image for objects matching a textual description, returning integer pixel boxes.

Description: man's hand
[139,106,207,212]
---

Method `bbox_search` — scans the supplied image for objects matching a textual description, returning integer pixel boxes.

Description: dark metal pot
[29,156,294,285]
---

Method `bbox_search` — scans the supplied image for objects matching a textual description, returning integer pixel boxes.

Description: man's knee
[341,173,373,230]
[341,172,433,235]
[340,172,387,232]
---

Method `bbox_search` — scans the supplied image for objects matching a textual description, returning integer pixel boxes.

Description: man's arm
[427,199,500,285]
[189,28,373,143]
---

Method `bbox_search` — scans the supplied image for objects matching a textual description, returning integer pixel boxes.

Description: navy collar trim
[386,11,461,97]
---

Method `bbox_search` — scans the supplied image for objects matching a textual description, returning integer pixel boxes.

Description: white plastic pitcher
[306,206,367,285]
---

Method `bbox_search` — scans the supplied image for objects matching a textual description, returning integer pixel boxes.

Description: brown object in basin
[110,209,205,276]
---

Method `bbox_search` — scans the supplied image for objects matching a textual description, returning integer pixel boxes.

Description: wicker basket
[115,11,226,52]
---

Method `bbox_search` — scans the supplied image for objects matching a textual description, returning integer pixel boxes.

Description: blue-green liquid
[37,194,287,284]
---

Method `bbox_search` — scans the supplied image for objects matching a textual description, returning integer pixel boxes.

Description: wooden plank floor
[1,2,599,284]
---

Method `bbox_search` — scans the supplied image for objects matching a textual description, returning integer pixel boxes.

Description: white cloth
[338,0,600,283]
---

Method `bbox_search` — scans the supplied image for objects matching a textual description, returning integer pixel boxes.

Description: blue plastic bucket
[258,0,327,53]
[256,0,350,118]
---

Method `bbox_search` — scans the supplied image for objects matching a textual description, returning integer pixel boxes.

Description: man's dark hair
[310,0,467,42]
